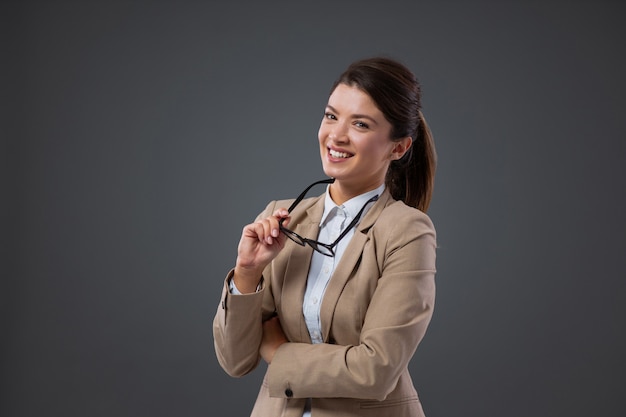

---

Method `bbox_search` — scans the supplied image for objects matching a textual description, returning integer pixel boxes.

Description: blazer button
[285,388,293,397]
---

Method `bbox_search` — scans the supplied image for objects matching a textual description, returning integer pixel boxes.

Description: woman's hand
[260,316,288,364]
[233,208,290,293]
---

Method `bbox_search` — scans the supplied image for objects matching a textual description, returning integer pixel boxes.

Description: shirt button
[285,388,293,397]
[312,297,318,304]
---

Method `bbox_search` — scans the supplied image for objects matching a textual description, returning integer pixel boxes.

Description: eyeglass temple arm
[286,178,335,213]
[330,195,379,244]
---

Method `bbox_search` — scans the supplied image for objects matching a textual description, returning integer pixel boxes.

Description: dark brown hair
[331,57,437,212]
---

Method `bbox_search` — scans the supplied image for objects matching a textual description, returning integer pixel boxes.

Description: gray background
[3,1,625,416]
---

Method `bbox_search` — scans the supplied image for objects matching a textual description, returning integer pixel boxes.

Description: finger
[244,220,270,245]
[258,219,272,245]
[258,218,277,245]
[272,208,291,230]
[272,208,290,220]
[265,210,289,241]
[267,215,282,238]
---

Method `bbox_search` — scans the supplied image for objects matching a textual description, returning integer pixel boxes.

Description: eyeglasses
[279,178,379,257]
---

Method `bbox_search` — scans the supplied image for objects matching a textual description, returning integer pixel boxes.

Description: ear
[391,137,412,160]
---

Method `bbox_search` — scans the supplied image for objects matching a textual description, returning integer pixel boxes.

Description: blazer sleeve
[266,205,436,401]
[212,201,279,377]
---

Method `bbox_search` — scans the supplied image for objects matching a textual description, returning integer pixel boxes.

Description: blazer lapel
[319,190,393,342]
[280,196,325,343]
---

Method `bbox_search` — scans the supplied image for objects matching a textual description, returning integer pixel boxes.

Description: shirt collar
[319,183,385,226]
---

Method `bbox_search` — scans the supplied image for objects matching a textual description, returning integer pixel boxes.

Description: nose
[328,122,348,142]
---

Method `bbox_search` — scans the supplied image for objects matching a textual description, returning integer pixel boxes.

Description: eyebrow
[326,105,379,126]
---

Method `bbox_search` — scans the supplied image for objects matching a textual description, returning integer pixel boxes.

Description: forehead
[328,83,382,115]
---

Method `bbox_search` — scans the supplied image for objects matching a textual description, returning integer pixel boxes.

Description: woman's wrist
[232,265,263,294]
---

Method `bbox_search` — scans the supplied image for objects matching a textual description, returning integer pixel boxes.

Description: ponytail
[386,110,437,212]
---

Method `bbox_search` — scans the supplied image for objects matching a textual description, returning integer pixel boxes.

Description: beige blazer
[213,189,436,417]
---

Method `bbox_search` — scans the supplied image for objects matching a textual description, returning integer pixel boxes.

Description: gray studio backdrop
[3,1,625,416]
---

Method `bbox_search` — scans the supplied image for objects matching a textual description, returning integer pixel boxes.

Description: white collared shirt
[302,184,383,343]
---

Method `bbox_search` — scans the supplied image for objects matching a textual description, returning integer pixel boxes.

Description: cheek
[318,123,329,144]
[360,138,393,160]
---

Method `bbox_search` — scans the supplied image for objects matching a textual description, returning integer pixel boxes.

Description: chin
[320,162,333,176]
[321,165,341,180]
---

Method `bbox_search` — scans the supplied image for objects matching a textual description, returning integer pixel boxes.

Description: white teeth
[329,149,351,158]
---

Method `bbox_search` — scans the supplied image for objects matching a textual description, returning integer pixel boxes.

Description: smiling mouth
[329,148,353,159]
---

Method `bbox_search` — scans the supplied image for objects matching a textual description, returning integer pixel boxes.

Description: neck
[329,180,384,205]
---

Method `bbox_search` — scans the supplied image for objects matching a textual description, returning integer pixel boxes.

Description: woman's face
[318,83,409,200]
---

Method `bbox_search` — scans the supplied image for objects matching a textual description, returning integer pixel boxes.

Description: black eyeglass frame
[279,178,379,257]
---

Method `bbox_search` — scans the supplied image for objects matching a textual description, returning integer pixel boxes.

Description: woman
[213,57,437,417]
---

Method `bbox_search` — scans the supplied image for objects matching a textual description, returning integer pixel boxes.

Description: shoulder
[369,196,436,258]
[370,197,437,270]
[375,198,436,237]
